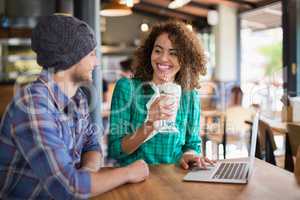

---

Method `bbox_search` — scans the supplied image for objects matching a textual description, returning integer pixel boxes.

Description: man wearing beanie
[0,15,148,199]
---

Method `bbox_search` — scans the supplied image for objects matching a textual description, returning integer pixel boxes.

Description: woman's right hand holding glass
[148,95,177,122]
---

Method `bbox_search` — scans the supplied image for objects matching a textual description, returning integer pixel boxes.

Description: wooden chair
[204,113,225,159]
[207,106,253,159]
[199,82,218,111]
[256,119,277,165]
[285,123,300,172]
[200,110,223,157]
[198,81,219,157]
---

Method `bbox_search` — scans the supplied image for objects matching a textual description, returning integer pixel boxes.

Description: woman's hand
[180,151,216,170]
[148,95,178,122]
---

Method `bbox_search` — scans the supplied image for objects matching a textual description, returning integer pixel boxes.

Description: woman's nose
[160,52,169,62]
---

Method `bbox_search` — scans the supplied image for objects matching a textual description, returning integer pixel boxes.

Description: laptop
[183,112,259,184]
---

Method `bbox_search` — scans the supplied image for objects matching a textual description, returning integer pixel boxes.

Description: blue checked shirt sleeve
[13,87,91,199]
[82,118,101,154]
[77,89,101,154]
[108,78,134,160]
[182,90,201,154]
[81,105,101,154]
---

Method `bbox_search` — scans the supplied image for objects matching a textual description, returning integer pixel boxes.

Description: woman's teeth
[158,64,171,71]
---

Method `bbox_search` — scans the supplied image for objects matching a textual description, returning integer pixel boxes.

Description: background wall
[0,0,4,15]
[102,13,161,46]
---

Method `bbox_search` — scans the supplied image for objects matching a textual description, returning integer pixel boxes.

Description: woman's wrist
[139,120,156,143]
[144,120,155,134]
[122,120,155,154]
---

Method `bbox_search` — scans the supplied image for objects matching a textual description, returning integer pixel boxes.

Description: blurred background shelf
[0,55,36,62]
[0,36,40,82]
[0,38,31,45]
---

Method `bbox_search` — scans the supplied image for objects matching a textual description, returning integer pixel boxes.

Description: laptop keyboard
[212,162,248,180]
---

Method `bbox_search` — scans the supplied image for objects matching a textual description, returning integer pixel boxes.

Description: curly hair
[133,20,207,90]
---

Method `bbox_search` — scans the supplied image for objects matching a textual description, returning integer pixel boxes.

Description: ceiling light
[140,22,149,32]
[119,0,140,8]
[207,10,218,26]
[168,0,191,9]
[100,0,132,17]
[126,0,134,7]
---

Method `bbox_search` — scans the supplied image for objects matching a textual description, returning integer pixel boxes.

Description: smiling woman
[108,20,212,169]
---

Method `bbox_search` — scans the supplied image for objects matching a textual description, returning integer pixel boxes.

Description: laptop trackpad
[185,165,216,180]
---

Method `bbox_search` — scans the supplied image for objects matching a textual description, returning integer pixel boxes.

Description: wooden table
[260,114,300,134]
[260,116,288,134]
[92,159,300,200]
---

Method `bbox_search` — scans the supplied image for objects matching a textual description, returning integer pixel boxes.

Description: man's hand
[89,159,149,196]
[125,160,149,183]
[180,151,216,170]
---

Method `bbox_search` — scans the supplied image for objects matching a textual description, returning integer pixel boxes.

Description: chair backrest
[258,119,277,152]
[225,106,253,135]
[256,119,277,165]
[287,123,300,156]
[199,81,218,110]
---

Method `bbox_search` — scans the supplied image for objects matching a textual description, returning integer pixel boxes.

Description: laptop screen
[248,112,259,179]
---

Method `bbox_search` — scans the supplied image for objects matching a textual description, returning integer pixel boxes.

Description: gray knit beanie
[31,15,97,71]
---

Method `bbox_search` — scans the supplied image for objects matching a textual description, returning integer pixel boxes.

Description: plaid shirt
[108,78,201,166]
[0,71,101,200]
